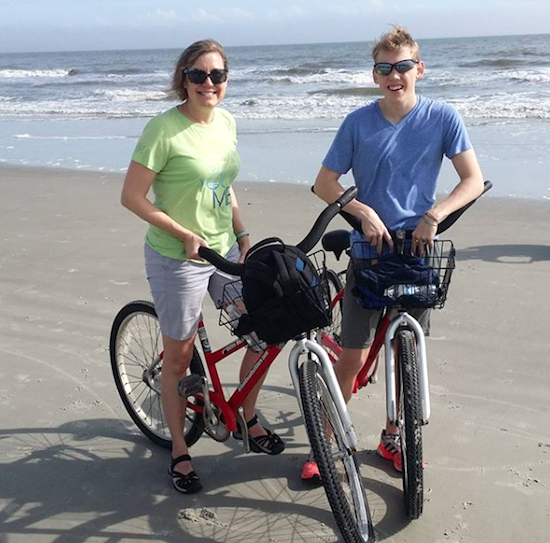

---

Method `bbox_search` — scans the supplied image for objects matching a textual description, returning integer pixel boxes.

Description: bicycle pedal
[178,374,206,397]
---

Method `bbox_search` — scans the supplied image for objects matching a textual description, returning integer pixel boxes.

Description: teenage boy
[303,25,483,480]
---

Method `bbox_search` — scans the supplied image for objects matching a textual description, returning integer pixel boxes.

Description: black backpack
[235,238,330,344]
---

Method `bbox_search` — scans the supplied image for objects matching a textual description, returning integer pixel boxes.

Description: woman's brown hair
[170,39,229,101]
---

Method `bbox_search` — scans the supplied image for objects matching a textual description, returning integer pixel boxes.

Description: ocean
[1,34,550,199]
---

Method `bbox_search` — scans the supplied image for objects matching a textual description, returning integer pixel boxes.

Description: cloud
[263,6,307,22]
[219,7,257,23]
[152,9,178,21]
[189,9,222,23]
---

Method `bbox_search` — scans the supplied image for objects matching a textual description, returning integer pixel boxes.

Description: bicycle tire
[397,328,424,519]
[109,300,205,449]
[299,359,374,543]
[321,269,345,358]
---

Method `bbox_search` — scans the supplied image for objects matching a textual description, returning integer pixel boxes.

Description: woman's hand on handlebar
[360,208,394,254]
[184,232,209,260]
[237,235,251,263]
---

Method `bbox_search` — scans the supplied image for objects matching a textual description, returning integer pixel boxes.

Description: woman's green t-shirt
[132,107,241,261]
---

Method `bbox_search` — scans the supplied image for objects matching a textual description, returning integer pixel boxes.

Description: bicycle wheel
[326,269,344,342]
[110,300,205,449]
[299,359,374,543]
[397,328,424,519]
[319,269,345,363]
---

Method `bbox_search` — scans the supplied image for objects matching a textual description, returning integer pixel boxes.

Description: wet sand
[0,165,549,542]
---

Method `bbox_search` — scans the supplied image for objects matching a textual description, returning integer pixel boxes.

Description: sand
[1,164,549,543]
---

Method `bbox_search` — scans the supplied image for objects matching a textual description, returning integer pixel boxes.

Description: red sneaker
[377,430,402,472]
[301,460,321,482]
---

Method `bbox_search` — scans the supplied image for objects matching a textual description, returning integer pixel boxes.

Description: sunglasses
[373,59,419,76]
[183,68,228,85]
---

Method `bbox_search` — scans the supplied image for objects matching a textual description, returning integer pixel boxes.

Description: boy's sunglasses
[373,59,418,76]
[183,68,228,85]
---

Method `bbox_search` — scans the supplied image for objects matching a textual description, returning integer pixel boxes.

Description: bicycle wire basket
[351,239,456,310]
[219,250,332,346]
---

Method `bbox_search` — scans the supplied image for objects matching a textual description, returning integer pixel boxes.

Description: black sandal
[233,414,285,455]
[168,454,202,494]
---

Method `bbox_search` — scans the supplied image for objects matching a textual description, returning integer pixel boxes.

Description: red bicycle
[109,187,376,543]
[316,181,492,520]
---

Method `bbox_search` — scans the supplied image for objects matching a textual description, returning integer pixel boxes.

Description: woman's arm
[230,186,250,262]
[121,160,208,259]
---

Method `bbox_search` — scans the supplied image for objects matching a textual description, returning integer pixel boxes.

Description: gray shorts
[144,243,242,341]
[341,264,431,349]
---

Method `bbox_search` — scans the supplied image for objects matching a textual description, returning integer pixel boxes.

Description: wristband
[422,215,438,227]
[235,230,249,240]
[424,211,439,225]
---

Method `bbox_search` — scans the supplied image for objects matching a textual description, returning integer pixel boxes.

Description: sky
[0,0,549,53]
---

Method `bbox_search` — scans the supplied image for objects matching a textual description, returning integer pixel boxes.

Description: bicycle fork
[384,312,431,425]
[288,338,359,449]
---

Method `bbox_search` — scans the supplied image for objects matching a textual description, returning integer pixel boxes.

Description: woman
[121,39,284,495]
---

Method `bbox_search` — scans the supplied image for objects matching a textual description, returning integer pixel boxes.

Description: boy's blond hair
[372,25,421,62]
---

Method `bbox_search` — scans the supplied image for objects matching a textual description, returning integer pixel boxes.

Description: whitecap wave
[0,68,73,79]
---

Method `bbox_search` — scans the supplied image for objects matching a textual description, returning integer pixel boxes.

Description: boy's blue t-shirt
[323,95,472,247]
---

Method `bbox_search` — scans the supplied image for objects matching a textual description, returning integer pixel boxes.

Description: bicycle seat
[321,229,350,260]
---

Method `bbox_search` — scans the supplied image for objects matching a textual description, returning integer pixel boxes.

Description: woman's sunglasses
[373,59,419,76]
[183,68,228,85]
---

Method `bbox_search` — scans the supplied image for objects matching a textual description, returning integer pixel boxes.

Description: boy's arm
[313,165,393,253]
[430,149,484,223]
[411,149,484,253]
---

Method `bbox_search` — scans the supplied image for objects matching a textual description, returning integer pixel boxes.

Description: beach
[1,164,549,542]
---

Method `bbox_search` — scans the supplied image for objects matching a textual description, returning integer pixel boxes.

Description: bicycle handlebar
[198,186,358,276]
[333,180,492,235]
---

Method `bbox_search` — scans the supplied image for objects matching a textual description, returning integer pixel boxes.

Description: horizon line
[1,31,549,56]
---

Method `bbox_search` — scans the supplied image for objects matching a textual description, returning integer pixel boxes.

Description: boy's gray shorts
[341,264,431,349]
[144,243,242,341]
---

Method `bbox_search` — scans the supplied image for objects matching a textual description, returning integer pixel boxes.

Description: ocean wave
[0,68,74,79]
[2,92,550,121]
[14,133,130,140]
[459,58,529,68]
[93,88,170,102]
[95,67,145,76]
[425,68,550,87]
[309,87,381,97]
[452,96,550,120]
[269,64,332,77]
[234,67,373,86]
[508,71,550,84]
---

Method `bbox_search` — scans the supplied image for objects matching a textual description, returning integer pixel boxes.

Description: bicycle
[317,180,493,520]
[109,186,376,543]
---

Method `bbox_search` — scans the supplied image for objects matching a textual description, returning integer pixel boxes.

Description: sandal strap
[173,470,199,481]
[171,469,202,493]
[245,414,259,428]
[252,429,281,447]
[170,454,191,470]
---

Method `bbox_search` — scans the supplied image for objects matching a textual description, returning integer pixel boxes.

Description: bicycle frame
[384,312,430,425]
[188,318,357,446]
[288,337,359,449]
[318,295,432,426]
[186,318,285,434]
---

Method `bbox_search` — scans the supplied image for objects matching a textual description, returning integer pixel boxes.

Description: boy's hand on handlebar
[411,221,437,255]
[184,233,209,260]
[361,209,393,254]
